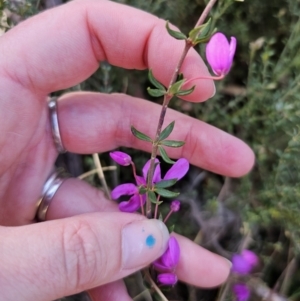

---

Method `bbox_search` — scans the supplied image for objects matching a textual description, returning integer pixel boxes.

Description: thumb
[0,212,169,301]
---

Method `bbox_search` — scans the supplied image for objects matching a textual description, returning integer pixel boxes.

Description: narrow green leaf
[169,224,175,233]
[160,140,185,148]
[159,121,175,141]
[166,21,187,40]
[147,87,166,97]
[176,85,195,97]
[169,79,185,96]
[148,69,165,90]
[159,213,163,221]
[138,186,147,194]
[148,191,157,204]
[155,188,180,198]
[155,178,177,189]
[159,146,176,164]
[131,126,153,142]
[189,18,212,44]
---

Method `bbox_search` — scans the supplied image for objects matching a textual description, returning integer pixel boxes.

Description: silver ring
[48,97,66,153]
[36,169,68,221]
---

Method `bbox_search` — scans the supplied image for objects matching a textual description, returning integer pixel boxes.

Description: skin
[0,0,255,300]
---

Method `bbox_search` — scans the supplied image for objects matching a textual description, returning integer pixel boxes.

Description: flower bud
[233,284,250,301]
[206,32,237,76]
[232,249,258,275]
[170,200,180,212]
[110,151,132,166]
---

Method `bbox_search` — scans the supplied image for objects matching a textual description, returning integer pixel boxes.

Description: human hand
[0,0,254,300]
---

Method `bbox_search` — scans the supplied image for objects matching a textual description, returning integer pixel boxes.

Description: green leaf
[155,178,177,189]
[148,191,157,203]
[159,121,175,141]
[159,213,163,221]
[155,188,180,198]
[176,85,195,96]
[147,87,166,97]
[188,18,213,45]
[169,224,175,233]
[166,21,187,40]
[160,140,185,147]
[138,186,147,194]
[169,79,185,96]
[131,126,153,142]
[148,69,165,90]
[158,146,176,164]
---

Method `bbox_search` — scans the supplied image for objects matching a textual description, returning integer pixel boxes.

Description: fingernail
[209,83,216,99]
[225,258,232,269]
[122,219,169,270]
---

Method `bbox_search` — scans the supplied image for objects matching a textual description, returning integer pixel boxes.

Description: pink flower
[206,32,237,76]
[233,284,250,301]
[110,151,132,166]
[153,236,180,286]
[232,250,258,275]
[153,236,180,272]
[157,273,178,286]
[111,158,189,213]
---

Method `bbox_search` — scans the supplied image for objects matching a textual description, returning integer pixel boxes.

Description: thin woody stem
[195,0,218,28]
[146,0,218,218]
[144,269,169,301]
[146,41,191,218]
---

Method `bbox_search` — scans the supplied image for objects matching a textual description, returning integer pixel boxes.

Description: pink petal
[233,284,250,301]
[142,159,161,183]
[157,273,178,286]
[119,194,142,212]
[206,32,236,76]
[135,175,146,186]
[160,236,180,270]
[111,183,138,200]
[110,151,132,166]
[232,254,252,274]
[164,158,189,180]
[241,250,258,267]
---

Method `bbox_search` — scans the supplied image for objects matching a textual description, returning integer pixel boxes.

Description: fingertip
[173,234,231,288]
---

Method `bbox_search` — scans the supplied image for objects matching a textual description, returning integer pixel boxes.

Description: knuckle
[60,219,104,291]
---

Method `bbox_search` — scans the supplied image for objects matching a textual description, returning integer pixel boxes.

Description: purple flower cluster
[153,236,180,285]
[110,151,189,213]
[231,250,258,301]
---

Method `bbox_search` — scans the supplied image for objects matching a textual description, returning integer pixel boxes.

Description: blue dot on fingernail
[146,234,156,248]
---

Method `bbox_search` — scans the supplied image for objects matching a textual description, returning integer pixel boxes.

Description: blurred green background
[3,0,300,300]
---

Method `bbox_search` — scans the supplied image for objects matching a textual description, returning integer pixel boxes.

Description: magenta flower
[170,200,180,212]
[206,32,237,76]
[153,236,180,272]
[111,158,189,213]
[110,151,132,166]
[157,273,178,286]
[153,236,180,286]
[233,284,250,301]
[232,250,258,275]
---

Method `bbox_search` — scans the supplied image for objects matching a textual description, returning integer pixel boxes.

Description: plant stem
[145,0,219,218]
[92,153,111,201]
[144,269,169,301]
[195,0,218,28]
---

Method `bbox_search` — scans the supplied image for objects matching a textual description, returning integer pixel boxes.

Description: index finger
[0,0,214,102]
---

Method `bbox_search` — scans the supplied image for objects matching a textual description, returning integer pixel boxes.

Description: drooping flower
[233,284,250,301]
[206,32,237,76]
[111,158,189,213]
[110,151,132,166]
[157,273,178,286]
[153,236,180,285]
[232,250,258,275]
